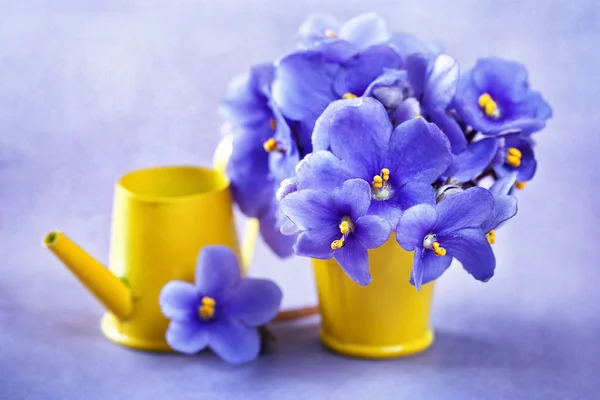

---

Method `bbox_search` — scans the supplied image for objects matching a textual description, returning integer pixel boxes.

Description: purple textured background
[1,1,598,399]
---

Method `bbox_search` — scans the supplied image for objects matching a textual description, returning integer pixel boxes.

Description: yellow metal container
[44,166,240,351]
[312,235,435,358]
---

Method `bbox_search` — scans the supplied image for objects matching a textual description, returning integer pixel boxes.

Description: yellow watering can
[43,137,262,351]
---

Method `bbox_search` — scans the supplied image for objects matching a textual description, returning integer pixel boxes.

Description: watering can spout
[43,230,133,320]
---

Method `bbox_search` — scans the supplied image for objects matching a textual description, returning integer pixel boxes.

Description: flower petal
[453,137,499,182]
[428,109,467,154]
[166,320,209,355]
[272,51,338,121]
[386,118,452,185]
[328,97,392,179]
[339,12,390,50]
[482,194,518,233]
[404,53,429,97]
[159,281,199,322]
[312,98,364,151]
[294,227,338,259]
[396,181,436,209]
[333,45,403,96]
[423,54,459,109]
[332,178,372,221]
[195,246,242,298]
[395,204,438,251]
[489,174,517,197]
[435,187,494,235]
[280,218,300,236]
[226,278,282,327]
[366,200,403,227]
[208,321,261,364]
[410,247,452,290]
[219,64,274,127]
[440,228,495,282]
[280,189,337,231]
[295,150,351,192]
[353,215,391,249]
[333,237,371,285]
[259,212,296,258]
[226,124,274,219]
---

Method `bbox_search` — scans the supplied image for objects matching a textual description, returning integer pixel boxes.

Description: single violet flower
[491,133,537,185]
[280,179,391,285]
[451,132,536,186]
[453,57,552,135]
[159,245,282,364]
[298,97,452,227]
[221,64,298,257]
[395,187,496,289]
[272,45,403,128]
[482,175,518,245]
[297,12,390,61]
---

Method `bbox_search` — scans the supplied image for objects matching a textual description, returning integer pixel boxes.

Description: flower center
[505,147,522,167]
[486,229,496,244]
[423,233,447,257]
[371,168,393,201]
[324,29,338,38]
[478,93,500,119]
[198,296,216,320]
[342,93,357,99]
[330,217,354,250]
[263,137,286,153]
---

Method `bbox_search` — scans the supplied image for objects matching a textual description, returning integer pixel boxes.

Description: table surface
[1,1,599,399]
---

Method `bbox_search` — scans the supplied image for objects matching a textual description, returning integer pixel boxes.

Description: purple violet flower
[297,12,390,61]
[297,97,452,227]
[159,246,282,364]
[453,57,552,135]
[221,64,299,257]
[272,45,403,128]
[452,132,536,184]
[280,179,391,285]
[395,187,496,289]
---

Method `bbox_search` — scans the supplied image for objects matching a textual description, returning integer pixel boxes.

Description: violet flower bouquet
[221,13,552,288]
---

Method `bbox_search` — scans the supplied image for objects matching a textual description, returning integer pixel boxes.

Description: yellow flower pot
[312,235,435,358]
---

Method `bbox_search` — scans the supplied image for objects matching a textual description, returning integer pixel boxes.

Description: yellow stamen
[269,118,277,131]
[506,155,521,167]
[514,181,526,190]
[339,220,350,235]
[486,230,496,245]
[381,168,390,182]
[413,115,423,119]
[198,296,216,320]
[330,239,344,250]
[478,93,492,108]
[324,29,338,38]
[432,242,447,257]
[201,297,215,306]
[507,147,522,158]
[372,175,383,189]
[263,138,278,153]
[342,92,357,99]
[478,92,500,119]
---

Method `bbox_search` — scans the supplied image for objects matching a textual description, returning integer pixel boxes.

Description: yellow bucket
[312,234,435,358]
